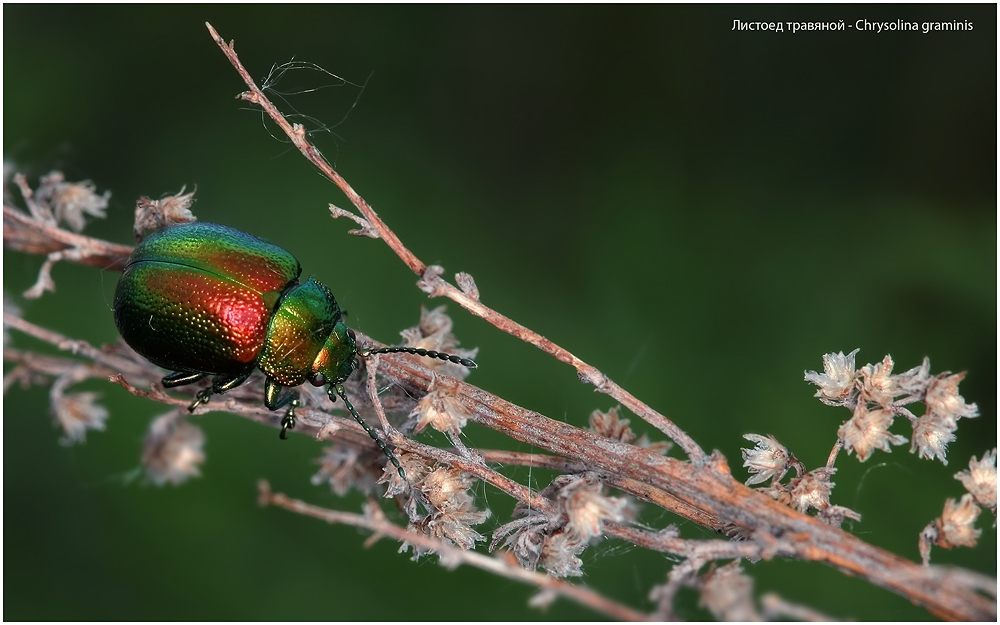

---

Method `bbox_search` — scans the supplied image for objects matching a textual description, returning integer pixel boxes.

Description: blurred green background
[4,5,995,621]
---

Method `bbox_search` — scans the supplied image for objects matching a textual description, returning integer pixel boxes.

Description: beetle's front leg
[264,377,299,439]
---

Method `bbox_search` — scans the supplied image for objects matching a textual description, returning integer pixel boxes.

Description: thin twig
[258,480,652,622]
[204,22,704,463]
[4,203,133,271]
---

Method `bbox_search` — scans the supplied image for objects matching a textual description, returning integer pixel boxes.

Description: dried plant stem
[3,203,132,271]
[257,480,652,622]
[3,28,993,622]
[204,22,704,463]
[4,224,995,620]
[371,355,993,621]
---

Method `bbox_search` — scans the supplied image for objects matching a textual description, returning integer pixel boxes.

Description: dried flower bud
[858,355,895,408]
[538,527,586,577]
[410,385,470,435]
[589,405,635,443]
[590,406,672,454]
[837,403,906,462]
[562,478,627,542]
[454,272,480,300]
[789,467,836,514]
[954,450,997,515]
[741,434,791,485]
[404,466,489,552]
[423,466,475,512]
[804,349,859,405]
[910,412,958,465]
[699,561,760,622]
[496,474,623,578]
[920,494,983,565]
[142,411,205,486]
[817,505,862,528]
[51,389,109,445]
[892,357,932,396]
[311,443,378,496]
[34,171,110,232]
[924,371,979,421]
[377,451,431,497]
[133,188,197,241]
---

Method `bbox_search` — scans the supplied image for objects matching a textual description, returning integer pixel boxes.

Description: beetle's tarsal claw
[279,400,298,440]
[189,388,213,412]
[279,414,295,439]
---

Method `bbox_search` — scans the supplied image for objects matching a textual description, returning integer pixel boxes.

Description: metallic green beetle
[113,222,476,477]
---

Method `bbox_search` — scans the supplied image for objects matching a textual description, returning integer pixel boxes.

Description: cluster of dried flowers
[5,170,994,619]
[804,349,979,463]
[742,349,994,562]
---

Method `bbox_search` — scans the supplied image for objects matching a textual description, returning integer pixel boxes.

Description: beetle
[113,222,476,478]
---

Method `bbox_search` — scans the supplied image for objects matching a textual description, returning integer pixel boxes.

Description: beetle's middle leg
[264,378,299,439]
[169,369,253,412]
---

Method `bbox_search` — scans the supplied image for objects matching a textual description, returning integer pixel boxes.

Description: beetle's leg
[213,369,254,394]
[188,388,214,412]
[264,377,299,440]
[162,371,207,388]
[186,369,253,413]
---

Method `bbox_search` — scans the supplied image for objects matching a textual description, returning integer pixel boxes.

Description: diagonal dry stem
[204,22,704,463]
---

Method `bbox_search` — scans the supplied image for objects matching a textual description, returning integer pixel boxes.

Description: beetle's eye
[348,328,357,341]
[310,373,327,387]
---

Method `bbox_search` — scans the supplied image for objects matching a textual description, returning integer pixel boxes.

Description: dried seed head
[837,403,907,462]
[410,385,470,435]
[377,451,431,497]
[589,405,635,443]
[505,523,546,570]
[562,478,627,542]
[133,188,197,241]
[51,390,109,445]
[924,371,979,421]
[910,412,958,465]
[35,171,110,232]
[142,411,205,486]
[804,349,859,405]
[402,465,489,552]
[698,561,760,622]
[311,443,379,496]
[789,467,836,514]
[858,355,896,408]
[934,494,983,549]
[892,357,933,396]
[539,527,586,577]
[817,505,862,528]
[498,474,624,578]
[741,434,791,485]
[590,405,671,454]
[954,450,997,514]
[423,466,476,512]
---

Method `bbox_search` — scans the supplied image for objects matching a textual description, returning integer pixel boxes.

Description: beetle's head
[308,322,359,388]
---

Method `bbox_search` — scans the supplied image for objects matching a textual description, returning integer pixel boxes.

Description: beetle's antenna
[362,346,478,369]
[332,383,406,480]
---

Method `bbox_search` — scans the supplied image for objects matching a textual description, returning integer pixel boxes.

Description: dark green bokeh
[4,5,995,621]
